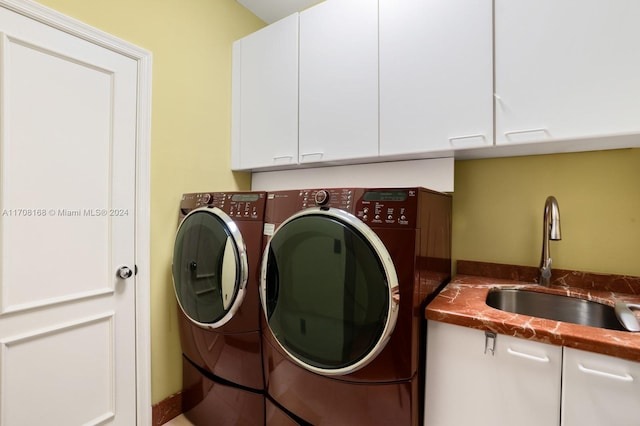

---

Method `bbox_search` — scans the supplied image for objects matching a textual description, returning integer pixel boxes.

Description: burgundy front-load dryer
[172,192,266,425]
[260,187,451,425]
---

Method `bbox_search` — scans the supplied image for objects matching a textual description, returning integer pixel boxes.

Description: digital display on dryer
[362,191,408,202]
[231,193,260,202]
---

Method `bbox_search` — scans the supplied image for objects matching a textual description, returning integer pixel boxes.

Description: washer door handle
[117,266,133,279]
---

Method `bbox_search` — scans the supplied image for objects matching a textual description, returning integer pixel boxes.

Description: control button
[363,208,369,213]
[315,190,330,206]
[375,214,380,220]
[201,193,212,204]
[387,215,393,220]
[401,215,406,220]
[363,215,368,220]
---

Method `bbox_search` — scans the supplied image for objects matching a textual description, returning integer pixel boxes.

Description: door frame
[0,0,153,423]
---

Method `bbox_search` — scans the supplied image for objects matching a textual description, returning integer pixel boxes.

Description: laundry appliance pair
[172,187,452,425]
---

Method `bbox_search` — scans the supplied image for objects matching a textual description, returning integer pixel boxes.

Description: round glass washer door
[172,207,248,328]
[260,207,399,376]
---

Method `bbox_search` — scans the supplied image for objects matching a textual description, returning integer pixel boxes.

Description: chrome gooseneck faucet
[540,196,561,286]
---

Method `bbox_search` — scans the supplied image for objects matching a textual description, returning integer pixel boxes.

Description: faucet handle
[540,255,553,285]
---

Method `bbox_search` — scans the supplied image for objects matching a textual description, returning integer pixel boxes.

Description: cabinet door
[425,322,561,426]
[562,347,640,426]
[298,0,378,164]
[231,14,299,170]
[495,0,640,145]
[379,0,493,155]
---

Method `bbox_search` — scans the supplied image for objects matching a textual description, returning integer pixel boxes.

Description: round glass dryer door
[172,207,248,328]
[260,207,399,376]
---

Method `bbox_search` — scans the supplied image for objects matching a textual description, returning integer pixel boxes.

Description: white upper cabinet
[231,0,640,172]
[379,0,493,155]
[298,0,379,164]
[495,0,640,146]
[231,13,299,170]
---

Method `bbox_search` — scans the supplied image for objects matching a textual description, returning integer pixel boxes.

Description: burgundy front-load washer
[260,187,452,425]
[172,192,266,425]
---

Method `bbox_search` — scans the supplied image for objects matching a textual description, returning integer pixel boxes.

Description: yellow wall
[453,148,640,277]
[35,0,265,403]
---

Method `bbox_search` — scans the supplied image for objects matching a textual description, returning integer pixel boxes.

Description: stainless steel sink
[486,289,626,331]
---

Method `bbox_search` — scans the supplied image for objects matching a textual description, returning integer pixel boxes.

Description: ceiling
[237,0,325,23]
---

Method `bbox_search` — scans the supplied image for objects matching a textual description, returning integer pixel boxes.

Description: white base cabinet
[425,321,562,426]
[426,321,640,426]
[562,347,640,426]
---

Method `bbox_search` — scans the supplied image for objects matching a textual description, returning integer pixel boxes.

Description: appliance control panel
[263,188,423,229]
[355,188,418,228]
[180,192,266,220]
[298,188,356,210]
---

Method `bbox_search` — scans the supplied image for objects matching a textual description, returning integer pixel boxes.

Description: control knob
[201,193,212,204]
[314,190,330,206]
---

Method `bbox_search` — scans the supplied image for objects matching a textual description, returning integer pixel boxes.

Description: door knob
[117,266,133,279]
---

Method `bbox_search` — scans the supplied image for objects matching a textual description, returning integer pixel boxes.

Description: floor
[164,414,195,426]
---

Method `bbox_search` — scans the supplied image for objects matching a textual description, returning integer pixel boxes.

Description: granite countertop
[425,261,640,363]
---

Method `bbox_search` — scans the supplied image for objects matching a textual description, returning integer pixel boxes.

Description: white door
[0,4,138,425]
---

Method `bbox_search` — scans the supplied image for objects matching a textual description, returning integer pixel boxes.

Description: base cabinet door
[561,347,640,426]
[425,321,561,426]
